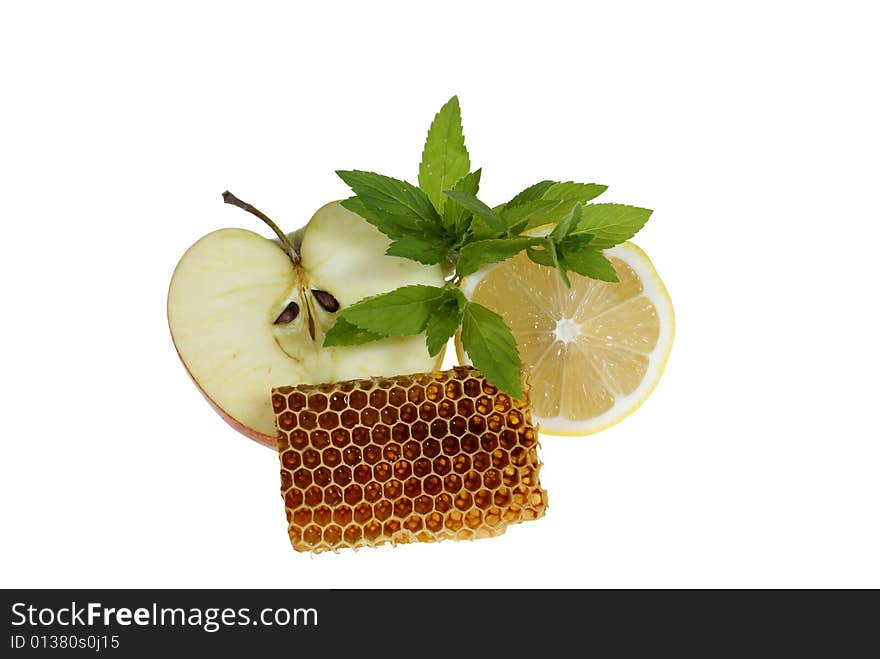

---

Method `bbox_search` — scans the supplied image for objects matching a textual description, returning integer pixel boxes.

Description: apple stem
[222,191,301,265]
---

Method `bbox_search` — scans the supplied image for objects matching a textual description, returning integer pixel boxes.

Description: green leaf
[386,235,450,265]
[443,169,482,235]
[549,202,583,241]
[576,204,653,249]
[558,244,619,282]
[443,189,506,239]
[526,242,555,267]
[323,317,384,347]
[337,170,442,240]
[543,181,608,204]
[419,96,470,214]
[500,198,559,235]
[460,303,523,399]
[456,237,541,276]
[425,289,467,357]
[340,285,448,336]
[503,180,556,209]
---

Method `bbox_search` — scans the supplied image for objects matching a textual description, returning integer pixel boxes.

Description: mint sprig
[327,96,653,399]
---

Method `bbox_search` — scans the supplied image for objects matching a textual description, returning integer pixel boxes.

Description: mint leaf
[443,169,482,235]
[425,288,467,357]
[386,235,450,265]
[504,180,556,209]
[337,170,442,240]
[419,96,470,214]
[576,204,652,249]
[549,202,583,241]
[500,199,559,235]
[443,189,506,239]
[456,237,540,276]
[340,285,448,336]
[526,243,555,268]
[543,181,608,204]
[461,302,522,399]
[323,317,385,347]
[558,244,619,282]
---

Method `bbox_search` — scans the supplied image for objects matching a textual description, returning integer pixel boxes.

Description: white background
[2,1,878,589]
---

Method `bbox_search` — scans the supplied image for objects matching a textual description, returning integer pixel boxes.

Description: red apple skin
[171,343,278,450]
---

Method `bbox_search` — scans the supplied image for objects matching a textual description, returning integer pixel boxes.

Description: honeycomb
[273,366,547,553]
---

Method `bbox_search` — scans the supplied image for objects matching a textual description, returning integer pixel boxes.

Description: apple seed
[312,290,340,312]
[274,301,300,325]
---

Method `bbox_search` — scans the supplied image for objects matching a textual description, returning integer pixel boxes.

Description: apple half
[168,198,445,448]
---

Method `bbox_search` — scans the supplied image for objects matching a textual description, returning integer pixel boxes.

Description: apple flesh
[168,200,445,448]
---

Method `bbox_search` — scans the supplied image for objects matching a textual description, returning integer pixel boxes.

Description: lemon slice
[456,241,674,435]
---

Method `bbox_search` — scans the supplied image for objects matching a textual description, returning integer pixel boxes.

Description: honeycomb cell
[400,403,418,423]
[388,386,407,406]
[422,439,441,458]
[340,410,358,429]
[278,411,296,431]
[318,412,339,430]
[293,468,312,488]
[285,489,303,509]
[342,446,361,466]
[430,418,448,438]
[384,479,403,500]
[464,470,482,491]
[445,380,462,400]
[441,437,459,456]
[432,456,451,476]
[353,502,372,524]
[381,407,399,424]
[290,429,309,450]
[393,498,413,518]
[408,386,425,404]
[299,411,317,430]
[393,460,412,479]
[275,367,546,553]
[361,408,379,427]
[353,465,371,484]
[287,391,306,411]
[437,399,455,419]
[449,416,467,437]
[313,467,331,487]
[424,475,443,495]
[413,458,431,478]
[308,393,328,412]
[363,481,382,503]
[371,424,391,445]
[452,455,471,474]
[403,477,421,497]
[414,495,433,514]
[374,462,392,482]
[281,450,301,470]
[351,427,370,446]
[492,449,510,469]
[311,430,330,450]
[480,433,499,452]
[374,500,393,521]
[333,466,352,486]
[500,429,518,450]
[369,389,387,409]
[313,505,332,525]
[468,415,486,434]
[324,485,344,506]
[343,484,363,505]
[323,448,341,468]
[349,390,368,410]
[331,428,350,448]
[419,402,437,422]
